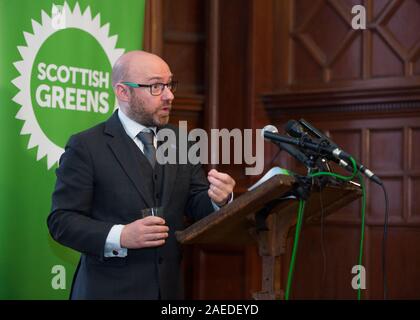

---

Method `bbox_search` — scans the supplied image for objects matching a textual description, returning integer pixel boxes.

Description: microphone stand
[256,132,336,232]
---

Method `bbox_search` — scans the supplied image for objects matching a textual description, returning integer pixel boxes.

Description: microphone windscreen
[285,120,304,138]
[261,125,278,141]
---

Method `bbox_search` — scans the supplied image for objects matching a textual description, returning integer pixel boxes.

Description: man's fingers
[141,216,166,226]
[208,176,230,193]
[208,189,218,202]
[208,171,236,192]
[209,184,225,198]
[208,170,232,184]
[144,232,169,241]
[207,169,235,206]
[123,220,169,249]
[142,225,169,234]
[208,189,224,204]
[208,169,218,176]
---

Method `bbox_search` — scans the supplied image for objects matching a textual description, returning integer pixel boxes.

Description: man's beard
[126,92,170,127]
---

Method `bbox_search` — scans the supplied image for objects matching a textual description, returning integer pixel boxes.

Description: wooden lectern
[175,174,361,300]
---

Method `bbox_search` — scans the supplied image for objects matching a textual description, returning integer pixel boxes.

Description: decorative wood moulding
[173,94,205,112]
[262,85,420,116]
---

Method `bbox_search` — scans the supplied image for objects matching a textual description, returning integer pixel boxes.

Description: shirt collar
[118,108,157,140]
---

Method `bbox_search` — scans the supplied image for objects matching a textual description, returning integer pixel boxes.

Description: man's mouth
[160,106,171,115]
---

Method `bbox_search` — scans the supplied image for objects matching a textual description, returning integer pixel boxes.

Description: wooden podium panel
[175,174,361,299]
[176,175,361,246]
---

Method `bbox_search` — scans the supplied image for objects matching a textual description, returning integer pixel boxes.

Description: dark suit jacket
[47,111,214,300]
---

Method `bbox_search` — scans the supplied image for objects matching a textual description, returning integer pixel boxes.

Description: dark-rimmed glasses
[121,81,178,96]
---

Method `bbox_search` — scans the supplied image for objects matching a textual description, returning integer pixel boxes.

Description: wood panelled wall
[145,0,261,300]
[262,0,420,299]
[144,0,420,299]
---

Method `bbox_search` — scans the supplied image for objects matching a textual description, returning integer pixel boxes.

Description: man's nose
[162,85,174,101]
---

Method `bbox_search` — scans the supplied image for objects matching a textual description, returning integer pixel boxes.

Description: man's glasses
[121,81,178,96]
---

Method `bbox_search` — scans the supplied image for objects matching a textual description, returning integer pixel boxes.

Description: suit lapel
[105,112,154,208]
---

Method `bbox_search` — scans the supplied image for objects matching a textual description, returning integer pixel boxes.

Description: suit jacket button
[158,257,163,264]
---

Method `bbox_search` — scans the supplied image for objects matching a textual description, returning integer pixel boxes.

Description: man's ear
[114,84,130,103]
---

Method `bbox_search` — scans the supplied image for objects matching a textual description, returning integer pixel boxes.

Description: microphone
[262,125,312,168]
[285,120,313,141]
[285,119,383,186]
[299,119,344,153]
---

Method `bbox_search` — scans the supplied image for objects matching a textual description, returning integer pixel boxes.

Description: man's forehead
[128,59,171,78]
[130,68,173,81]
[146,73,173,81]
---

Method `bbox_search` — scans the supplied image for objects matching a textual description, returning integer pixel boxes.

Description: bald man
[47,51,235,300]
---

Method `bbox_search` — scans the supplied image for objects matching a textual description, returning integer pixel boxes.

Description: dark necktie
[137,130,156,169]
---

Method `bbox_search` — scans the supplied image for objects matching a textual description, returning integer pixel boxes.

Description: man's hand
[120,216,169,249]
[207,169,236,207]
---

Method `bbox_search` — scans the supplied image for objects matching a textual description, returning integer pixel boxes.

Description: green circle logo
[31,28,115,147]
[12,2,124,169]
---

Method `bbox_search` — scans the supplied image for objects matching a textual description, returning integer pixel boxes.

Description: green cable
[357,173,366,300]
[284,157,366,300]
[285,199,306,300]
[310,157,357,181]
